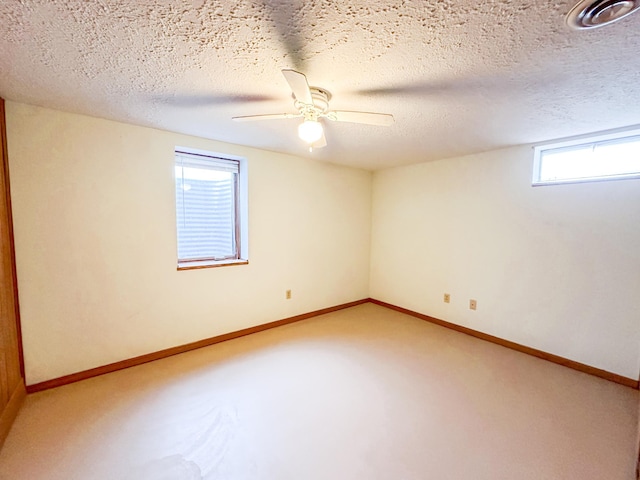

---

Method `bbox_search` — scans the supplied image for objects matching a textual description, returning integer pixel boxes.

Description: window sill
[532,173,640,187]
[177,259,249,271]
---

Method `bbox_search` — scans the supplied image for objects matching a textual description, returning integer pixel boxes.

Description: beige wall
[6,102,372,385]
[370,146,640,379]
[7,101,640,385]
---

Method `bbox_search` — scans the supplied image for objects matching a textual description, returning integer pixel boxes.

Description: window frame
[532,127,640,186]
[174,147,248,271]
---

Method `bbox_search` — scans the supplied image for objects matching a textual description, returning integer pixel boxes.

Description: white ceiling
[1,0,639,170]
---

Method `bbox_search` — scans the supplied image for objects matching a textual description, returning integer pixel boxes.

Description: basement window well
[532,127,640,185]
[174,148,248,270]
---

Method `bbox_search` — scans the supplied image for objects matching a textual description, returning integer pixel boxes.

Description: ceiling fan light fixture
[298,119,324,143]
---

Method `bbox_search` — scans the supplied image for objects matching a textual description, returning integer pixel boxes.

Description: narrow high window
[533,128,640,185]
[175,149,248,269]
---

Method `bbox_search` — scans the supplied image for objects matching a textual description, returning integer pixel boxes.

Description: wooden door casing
[0,98,25,450]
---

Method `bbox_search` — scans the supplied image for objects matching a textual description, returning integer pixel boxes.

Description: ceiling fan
[232,69,394,149]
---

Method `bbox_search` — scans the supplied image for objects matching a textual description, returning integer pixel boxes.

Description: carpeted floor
[0,303,638,479]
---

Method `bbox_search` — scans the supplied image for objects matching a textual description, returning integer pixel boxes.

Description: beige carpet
[0,303,638,479]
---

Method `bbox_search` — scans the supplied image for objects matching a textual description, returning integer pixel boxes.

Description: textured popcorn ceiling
[1,0,639,169]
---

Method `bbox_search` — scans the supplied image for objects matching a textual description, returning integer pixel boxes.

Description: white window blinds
[175,151,240,262]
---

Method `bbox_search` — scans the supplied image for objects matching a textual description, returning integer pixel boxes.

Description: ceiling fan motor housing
[295,87,331,120]
[309,88,331,113]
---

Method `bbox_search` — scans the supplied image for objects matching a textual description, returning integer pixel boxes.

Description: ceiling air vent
[566,0,640,28]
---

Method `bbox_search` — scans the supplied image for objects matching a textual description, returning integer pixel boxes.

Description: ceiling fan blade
[327,110,394,126]
[152,93,276,107]
[263,5,306,71]
[232,113,301,122]
[282,69,313,105]
[355,73,548,98]
[313,130,327,148]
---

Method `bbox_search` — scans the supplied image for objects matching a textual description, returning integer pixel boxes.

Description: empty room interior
[0,1,639,479]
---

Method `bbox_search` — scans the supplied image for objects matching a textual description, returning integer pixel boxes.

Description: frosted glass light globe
[298,120,323,143]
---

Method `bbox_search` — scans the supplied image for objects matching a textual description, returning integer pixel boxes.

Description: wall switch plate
[286,289,292,300]
[443,293,451,303]
[469,299,477,310]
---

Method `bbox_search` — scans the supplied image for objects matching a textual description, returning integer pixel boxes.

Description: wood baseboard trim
[26,298,369,394]
[0,380,26,450]
[369,298,639,389]
[25,297,637,393]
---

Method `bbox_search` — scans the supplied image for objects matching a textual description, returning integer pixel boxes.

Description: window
[532,127,640,185]
[174,149,248,269]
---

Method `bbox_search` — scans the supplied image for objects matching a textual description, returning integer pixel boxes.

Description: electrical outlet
[443,293,451,303]
[469,299,477,310]
[286,289,292,300]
